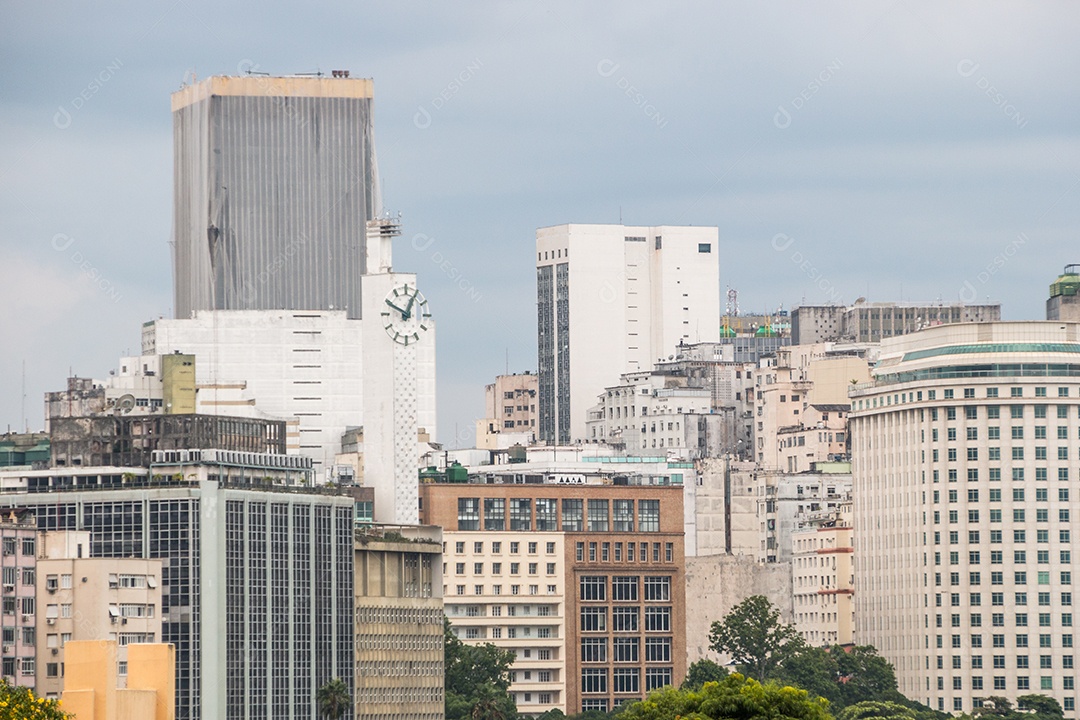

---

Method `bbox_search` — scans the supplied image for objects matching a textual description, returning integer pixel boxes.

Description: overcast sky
[2,2,1078,445]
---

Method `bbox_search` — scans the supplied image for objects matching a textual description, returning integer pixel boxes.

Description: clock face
[381,284,432,345]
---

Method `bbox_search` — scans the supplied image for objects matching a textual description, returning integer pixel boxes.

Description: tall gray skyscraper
[171,74,379,319]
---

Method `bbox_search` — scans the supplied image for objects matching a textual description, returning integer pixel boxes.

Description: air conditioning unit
[2,584,13,594]
[51,648,58,656]
[1,645,11,655]
[46,618,55,626]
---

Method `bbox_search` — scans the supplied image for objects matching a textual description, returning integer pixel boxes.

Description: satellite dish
[116,394,136,414]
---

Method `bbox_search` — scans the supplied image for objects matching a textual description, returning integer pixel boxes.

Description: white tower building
[536,224,720,444]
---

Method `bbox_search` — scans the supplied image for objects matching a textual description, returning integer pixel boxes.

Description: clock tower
[361,218,436,524]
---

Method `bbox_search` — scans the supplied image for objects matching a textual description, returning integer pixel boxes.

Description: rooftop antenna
[21,360,26,433]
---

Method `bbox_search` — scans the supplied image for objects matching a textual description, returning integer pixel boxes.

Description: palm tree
[317,677,351,720]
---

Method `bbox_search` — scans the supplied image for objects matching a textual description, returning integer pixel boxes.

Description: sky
[1,2,1078,446]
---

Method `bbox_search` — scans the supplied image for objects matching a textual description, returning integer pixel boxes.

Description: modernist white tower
[536,224,721,444]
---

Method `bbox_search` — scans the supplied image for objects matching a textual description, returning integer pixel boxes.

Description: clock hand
[385,299,409,317]
[404,292,417,319]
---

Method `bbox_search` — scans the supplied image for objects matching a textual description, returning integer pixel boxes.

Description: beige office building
[354,525,445,720]
[851,322,1080,714]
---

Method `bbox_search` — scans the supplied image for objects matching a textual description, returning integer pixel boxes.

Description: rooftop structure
[1048,264,1080,321]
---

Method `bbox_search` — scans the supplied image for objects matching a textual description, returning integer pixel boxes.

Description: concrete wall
[684,555,792,665]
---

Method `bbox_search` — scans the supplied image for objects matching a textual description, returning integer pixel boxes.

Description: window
[484,498,506,530]
[613,500,634,532]
[536,499,558,531]
[645,667,673,691]
[644,576,671,601]
[458,498,480,530]
[613,637,640,662]
[580,576,606,601]
[613,576,638,601]
[645,606,671,632]
[562,499,583,531]
[581,607,607,631]
[645,636,672,662]
[613,668,640,694]
[639,500,660,532]
[613,607,639,632]
[581,637,607,662]
[510,498,532,530]
[582,668,607,694]
[587,499,609,531]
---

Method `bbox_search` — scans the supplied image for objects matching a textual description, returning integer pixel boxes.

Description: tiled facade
[421,482,685,715]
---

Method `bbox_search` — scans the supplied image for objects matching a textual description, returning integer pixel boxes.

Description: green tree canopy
[836,701,918,720]
[776,644,902,709]
[708,595,805,682]
[0,679,70,719]
[444,617,517,720]
[617,672,831,720]
[682,658,729,691]
[316,677,351,720]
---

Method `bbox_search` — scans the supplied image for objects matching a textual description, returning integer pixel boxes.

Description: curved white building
[851,322,1080,714]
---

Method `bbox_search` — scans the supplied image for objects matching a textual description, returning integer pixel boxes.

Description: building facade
[354,525,444,720]
[791,502,854,647]
[0,472,355,720]
[171,74,378,319]
[35,532,164,699]
[421,480,686,715]
[480,372,539,445]
[0,510,39,688]
[792,301,1001,345]
[536,224,721,444]
[851,321,1080,714]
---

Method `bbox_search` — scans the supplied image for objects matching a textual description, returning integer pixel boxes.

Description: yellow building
[61,640,174,720]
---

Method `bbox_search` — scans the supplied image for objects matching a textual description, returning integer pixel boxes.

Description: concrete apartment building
[0,510,39,688]
[1048,265,1080,321]
[537,224,721,444]
[35,531,163,699]
[421,479,686,716]
[850,321,1080,714]
[753,344,872,470]
[354,525,445,720]
[585,371,721,458]
[791,300,1001,345]
[488,372,539,436]
[792,501,854,647]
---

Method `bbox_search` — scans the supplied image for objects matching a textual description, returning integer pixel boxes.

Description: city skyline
[2,3,1079,446]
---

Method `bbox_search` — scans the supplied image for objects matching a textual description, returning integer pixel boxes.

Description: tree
[708,595,805,682]
[316,677,351,720]
[444,617,517,720]
[775,644,903,710]
[1017,695,1064,720]
[0,679,70,719]
[681,658,728,691]
[616,672,831,720]
[836,701,918,720]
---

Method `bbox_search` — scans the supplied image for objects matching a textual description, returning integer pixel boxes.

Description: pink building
[0,509,39,687]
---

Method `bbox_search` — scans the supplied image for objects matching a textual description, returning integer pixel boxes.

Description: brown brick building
[420,481,685,715]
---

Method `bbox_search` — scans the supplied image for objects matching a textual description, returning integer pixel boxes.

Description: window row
[456,498,661,532]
